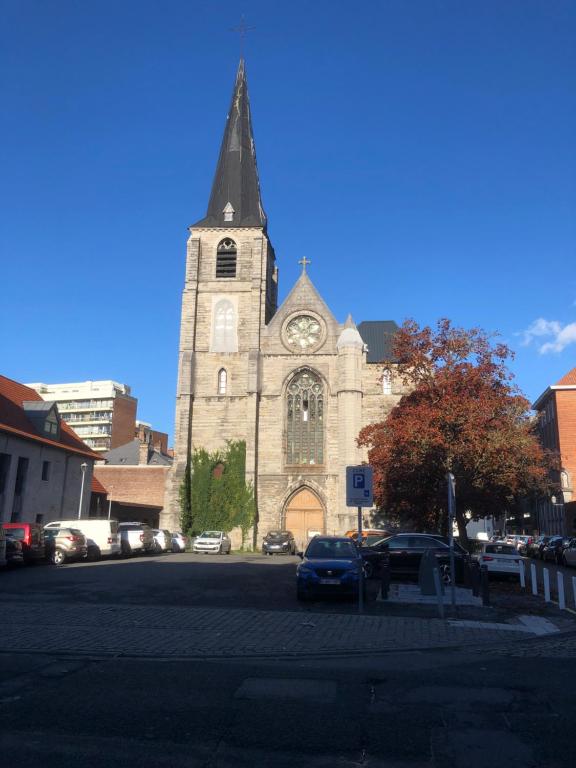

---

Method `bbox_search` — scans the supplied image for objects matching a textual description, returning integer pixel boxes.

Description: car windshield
[267,531,287,538]
[306,539,357,559]
[199,531,221,538]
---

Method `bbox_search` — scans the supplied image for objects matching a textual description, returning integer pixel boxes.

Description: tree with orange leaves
[358,319,552,549]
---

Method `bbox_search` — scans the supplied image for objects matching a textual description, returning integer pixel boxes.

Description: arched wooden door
[284,488,325,551]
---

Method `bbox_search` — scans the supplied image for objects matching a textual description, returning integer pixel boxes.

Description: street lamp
[78,462,88,520]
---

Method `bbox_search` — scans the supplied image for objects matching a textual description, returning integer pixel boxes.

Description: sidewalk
[0,602,567,659]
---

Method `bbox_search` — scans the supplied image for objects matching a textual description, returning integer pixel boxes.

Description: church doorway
[284,488,325,552]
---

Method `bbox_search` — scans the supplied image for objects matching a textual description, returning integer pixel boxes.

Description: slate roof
[0,375,100,459]
[193,59,267,229]
[357,321,400,363]
[104,439,173,466]
[556,368,576,386]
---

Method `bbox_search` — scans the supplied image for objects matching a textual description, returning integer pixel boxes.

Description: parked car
[528,535,551,558]
[117,522,154,556]
[541,536,571,565]
[296,536,363,601]
[2,522,46,563]
[193,531,231,555]
[262,530,297,556]
[5,533,24,565]
[344,529,392,545]
[171,532,188,553]
[471,541,524,577]
[44,527,88,565]
[562,539,576,568]
[44,519,121,559]
[360,533,469,581]
[151,529,173,553]
[514,535,534,555]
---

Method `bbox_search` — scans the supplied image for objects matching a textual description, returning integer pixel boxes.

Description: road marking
[517,615,560,636]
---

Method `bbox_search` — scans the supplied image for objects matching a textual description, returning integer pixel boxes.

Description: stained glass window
[286,369,324,465]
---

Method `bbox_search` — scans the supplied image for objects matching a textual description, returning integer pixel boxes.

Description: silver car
[193,531,231,555]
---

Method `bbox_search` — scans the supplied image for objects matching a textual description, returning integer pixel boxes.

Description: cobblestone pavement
[0,602,567,658]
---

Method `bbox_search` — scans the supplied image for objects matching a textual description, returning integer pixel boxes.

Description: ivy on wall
[180,441,255,547]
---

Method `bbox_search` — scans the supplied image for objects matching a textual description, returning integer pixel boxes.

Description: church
[162,60,404,549]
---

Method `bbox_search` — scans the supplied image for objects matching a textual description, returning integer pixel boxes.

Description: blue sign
[346,465,374,507]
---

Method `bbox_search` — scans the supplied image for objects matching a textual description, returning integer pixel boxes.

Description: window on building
[216,239,237,278]
[382,370,392,395]
[41,461,51,481]
[212,299,237,352]
[218,369,227,395]
[286,369,324,465]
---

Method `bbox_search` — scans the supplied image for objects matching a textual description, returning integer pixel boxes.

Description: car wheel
[87,545,101,562]
[439,564,453,585]
[363,561,374,579]
[52,548,66,566]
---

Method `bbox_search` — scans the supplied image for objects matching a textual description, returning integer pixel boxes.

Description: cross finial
[298,256,311,274]
[230,15,255,57]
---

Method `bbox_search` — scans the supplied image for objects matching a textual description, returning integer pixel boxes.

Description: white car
[472,541,524,576]
[171,532,188,553]
[151,529,173,553]
[45,519,121,559]
[193,531,231,555]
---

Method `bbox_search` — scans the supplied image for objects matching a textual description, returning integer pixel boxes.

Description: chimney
[139,438,150,465]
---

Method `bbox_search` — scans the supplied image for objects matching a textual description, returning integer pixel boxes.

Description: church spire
[193,59,267,229]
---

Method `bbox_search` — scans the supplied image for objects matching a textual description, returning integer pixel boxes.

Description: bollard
[557,572,566,610]
[531,563,538,596]
[480,564,490,606]
[470,561,480,597]
[543,568,551,602]
[380,557,390,601]
[519,559,526,589]
[432,566,445,619]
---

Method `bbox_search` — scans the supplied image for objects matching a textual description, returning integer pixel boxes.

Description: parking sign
[346,465,373,507]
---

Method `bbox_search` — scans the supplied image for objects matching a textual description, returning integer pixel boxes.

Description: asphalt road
[1,642,575,767]
[2,551,576,765]
[0,552,357,612]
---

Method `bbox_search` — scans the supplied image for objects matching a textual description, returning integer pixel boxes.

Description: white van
[44,519,121,559]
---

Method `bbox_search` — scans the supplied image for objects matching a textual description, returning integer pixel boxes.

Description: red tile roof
[91,475,108,494]
[556,368,576,386]
[0,374,101,460]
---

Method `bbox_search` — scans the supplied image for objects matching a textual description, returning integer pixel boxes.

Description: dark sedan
[262,530,297,556]
[541,536,571,565]
[360,533,469,582]
[296,536,363,601]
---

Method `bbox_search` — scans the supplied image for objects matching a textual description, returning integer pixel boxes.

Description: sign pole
[357,505,364,613]
[447,472,457,612]
[346,465,373,616]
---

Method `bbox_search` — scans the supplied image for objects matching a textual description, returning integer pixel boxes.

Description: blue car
[296,536,363,601]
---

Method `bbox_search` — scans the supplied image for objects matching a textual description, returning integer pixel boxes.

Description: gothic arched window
[218,368,227,395]
[286,369,324,465]
[382,370,392,395]
[212,299,237,352]
[216,238,237,278]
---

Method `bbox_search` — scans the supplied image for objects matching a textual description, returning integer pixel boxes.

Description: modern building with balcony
[26,380,137,453]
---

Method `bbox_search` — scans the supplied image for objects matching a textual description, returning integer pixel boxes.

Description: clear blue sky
[2,0,575,442]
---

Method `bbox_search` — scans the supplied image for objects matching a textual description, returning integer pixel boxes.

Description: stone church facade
[162,60,403,548]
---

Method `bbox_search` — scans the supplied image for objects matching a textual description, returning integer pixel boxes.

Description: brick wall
[94,465,169,508]
[111,395,137,449]
[556,389,576,484]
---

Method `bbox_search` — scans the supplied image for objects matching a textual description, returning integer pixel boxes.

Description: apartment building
[532,367,576,536]
[27,380,137,453]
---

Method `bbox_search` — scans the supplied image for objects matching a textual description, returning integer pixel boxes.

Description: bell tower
[163,60,277,530]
